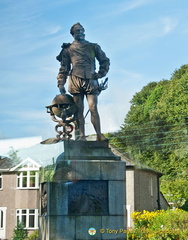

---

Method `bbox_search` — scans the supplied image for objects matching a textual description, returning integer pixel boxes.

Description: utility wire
[121,116,188,128]
[108,129,187,141]
[120,121,188,132]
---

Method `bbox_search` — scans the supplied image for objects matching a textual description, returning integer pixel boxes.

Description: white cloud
[161,17,178,35]
[46,25,62,35]
[106,16,178,53]
[119,0,152,12]
[115,69,144,83]
[100,0,154,17]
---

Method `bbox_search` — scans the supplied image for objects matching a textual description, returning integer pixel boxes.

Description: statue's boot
[96,134,107,141]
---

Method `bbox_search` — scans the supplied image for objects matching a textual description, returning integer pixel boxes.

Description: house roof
[110,144,163,176]
[110,144,135,166]
[17,142,64,167]
[0,156,42,172]
[0,156,19,171]
[10,157,41,171]
[0,141,64,171]
[0,136,42,156]
[0,141,64,170]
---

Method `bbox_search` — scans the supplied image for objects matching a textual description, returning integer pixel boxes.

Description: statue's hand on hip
[93,72,102,80]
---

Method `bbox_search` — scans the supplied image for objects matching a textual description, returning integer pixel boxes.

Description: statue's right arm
[56,48,71,94]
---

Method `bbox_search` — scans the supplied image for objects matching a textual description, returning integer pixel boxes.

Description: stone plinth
[39,140,126,240]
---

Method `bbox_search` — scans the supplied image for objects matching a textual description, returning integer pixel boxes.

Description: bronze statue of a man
[56,23,110,141]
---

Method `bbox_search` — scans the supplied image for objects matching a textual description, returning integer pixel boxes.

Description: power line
[109,139,188,148]
[120,121,188,132]
[108,129,188,141]
[108,132,188,149]
[121,115,188,127]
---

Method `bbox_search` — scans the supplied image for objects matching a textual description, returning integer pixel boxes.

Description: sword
[84,77,108,119]
[98,77,108,91]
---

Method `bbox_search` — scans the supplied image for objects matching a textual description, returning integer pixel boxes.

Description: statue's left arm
[94,44,110,79]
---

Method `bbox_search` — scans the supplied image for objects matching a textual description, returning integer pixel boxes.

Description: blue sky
[0,0,188,140]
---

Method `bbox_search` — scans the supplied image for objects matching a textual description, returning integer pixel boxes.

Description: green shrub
[28,230,38,239]
[127,209,188,239]
[127,228,188,240]
[12,222,28,240]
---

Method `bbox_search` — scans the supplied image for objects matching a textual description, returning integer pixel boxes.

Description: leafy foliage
[28,230,38,239]
[12,221,28,240]
[126,209,188,239]
[132,209,188,230]
[40,165,54,182]
[109,65,188,207]
[8,147,21,163]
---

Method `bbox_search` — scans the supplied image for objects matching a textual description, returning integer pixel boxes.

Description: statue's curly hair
[70,22,85,35]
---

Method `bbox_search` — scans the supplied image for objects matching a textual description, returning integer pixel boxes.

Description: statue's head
[70,22,85,41]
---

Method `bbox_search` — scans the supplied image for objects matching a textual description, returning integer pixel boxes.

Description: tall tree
[109,65,188,207]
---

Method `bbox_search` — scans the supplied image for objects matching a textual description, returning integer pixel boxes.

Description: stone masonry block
[75,216,102,240]
[48,182,68,216]
[49,216,75,240]
[108,181,126,215]
[101,216,126,240]
[75,160,101,180]
[101,161,126,180]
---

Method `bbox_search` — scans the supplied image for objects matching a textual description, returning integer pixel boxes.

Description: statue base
[39,140,126,240]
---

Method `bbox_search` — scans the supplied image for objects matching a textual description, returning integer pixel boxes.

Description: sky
[0,0,188,141]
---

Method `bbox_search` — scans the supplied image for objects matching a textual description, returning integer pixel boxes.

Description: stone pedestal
[39,140,126,240]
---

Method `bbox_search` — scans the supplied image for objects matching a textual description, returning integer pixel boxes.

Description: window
[0,207,7,233]
[0,173,2,189]
[17,171,39,189]
[150,178,153,197]
[16,209,38,229]
[0,210,3,229]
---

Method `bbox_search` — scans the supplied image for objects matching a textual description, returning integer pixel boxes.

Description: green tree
[8,147,21,163]
[109,64,188,207]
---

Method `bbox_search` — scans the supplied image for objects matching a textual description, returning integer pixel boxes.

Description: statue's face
[72,25,85,41]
